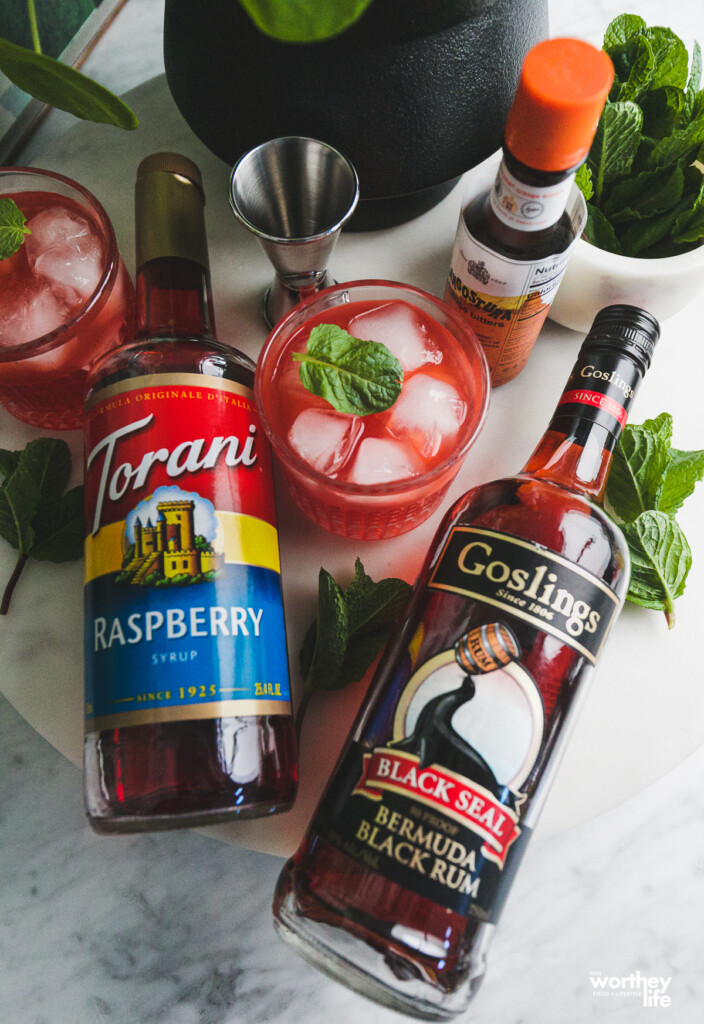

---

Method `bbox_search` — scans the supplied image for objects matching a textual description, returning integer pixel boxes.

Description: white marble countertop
[2,1,704,1022]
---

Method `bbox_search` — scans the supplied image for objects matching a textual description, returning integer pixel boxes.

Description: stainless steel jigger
[229,137,359,327]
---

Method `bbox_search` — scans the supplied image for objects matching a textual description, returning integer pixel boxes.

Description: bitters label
[83,373,291,731]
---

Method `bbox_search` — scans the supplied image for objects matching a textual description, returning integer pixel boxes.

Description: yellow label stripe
[84,512,280,583]
[86,698,291,732]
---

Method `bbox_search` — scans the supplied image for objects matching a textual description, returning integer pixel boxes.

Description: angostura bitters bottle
[83,153,297,832]
[445,38,613,386]
[273,305,660,1019]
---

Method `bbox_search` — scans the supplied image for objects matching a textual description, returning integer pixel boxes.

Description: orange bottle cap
[504,38,614,172]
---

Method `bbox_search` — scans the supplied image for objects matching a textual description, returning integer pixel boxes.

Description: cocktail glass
[255,280,491,540]
[0,168,135,430]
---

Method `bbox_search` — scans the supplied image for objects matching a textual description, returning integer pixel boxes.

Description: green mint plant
[0,198,30,261]
[0,0,137,130]
[297,558,411,736]
[576,14,704,257]
[606,412,704,626]
[0,438,83,615]
[293,323,403,416]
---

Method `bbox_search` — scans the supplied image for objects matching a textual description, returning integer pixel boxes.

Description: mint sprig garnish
[296,558,411,736]
[0,198,31,261]
[606,412,704,627]
[293,323,403,416]
[577,15,704,257]
[0,438,83,615]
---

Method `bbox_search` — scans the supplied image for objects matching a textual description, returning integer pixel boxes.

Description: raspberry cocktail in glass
[255,281,490,539]
[0,168,134,430]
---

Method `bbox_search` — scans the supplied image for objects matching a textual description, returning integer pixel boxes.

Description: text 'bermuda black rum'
[273,305,659,1018]
[83,153,297,832]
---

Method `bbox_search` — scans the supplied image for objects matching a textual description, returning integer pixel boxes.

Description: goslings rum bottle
[445,38,613,386]
[83,153,297,832]
[273,306,659,1019]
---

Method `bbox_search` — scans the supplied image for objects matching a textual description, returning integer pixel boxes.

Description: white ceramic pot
[550,236,704,333]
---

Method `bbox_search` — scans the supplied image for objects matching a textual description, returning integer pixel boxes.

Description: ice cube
[387,373,466,458]
[288,408,362,475]
[26,207,103,304]
[349,301,441,373]
[0,283,67,347]
[346,437,423,485]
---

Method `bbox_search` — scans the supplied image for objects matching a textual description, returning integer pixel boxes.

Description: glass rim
[0,166,121,364]
[255,278,491,498]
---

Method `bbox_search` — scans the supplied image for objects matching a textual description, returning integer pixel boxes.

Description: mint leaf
[0,197,31,261]
[671,180,704,243]
[297,559,411,735]
[606,424,670,522]
[645,114,704,169]
[587,101,643,204]
[0,38,138,129]
[238,0,374,42]
[293,323,403,416]
[618,195,692,255]
[612,35,654,103]
[604,14,647,52]
[575,163,593,201]
[604,165,684,222]
[623,511,691,627]
[31,487,84,562]
[0,438,83,614]
[300,568,348,692]
[640,85,684,139]
[657,447,704,516]
[683,41,702,122]
[583,204,621,254]
[644,27,689,90]
[641,412,673,445]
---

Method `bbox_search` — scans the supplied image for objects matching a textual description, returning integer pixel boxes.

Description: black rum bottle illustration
[273,305,660,1019]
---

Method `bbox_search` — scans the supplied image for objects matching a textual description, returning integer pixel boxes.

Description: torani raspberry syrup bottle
[83,153,297,832]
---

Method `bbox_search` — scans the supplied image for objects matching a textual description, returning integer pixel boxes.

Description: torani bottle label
[83,372,291,731]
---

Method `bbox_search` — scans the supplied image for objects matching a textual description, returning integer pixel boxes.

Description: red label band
[353,748,521,867]
[558,389,628,427]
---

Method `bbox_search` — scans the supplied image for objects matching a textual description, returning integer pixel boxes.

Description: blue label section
[84,563,291,723]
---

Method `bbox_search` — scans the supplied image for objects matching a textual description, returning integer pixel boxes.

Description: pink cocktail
[0,168,134,430]
[255,280,490,539]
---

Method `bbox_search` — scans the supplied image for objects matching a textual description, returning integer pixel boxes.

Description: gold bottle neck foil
[135,169,210,271]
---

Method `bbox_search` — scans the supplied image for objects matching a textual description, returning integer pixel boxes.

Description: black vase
[163,0,548,230]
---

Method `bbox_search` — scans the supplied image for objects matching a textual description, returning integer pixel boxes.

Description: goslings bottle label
[83,373,291,731]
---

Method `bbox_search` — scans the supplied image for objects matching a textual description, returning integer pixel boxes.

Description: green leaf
[299,559,411,694]
[606,424,670,522]
[671,181,704,243]
[30,486,84,562]
[587,101,643,204]
[293,323,403,416]
[645,113,704,169]
[0,37,138,129]
[611,35,654,102]
[0,459,40,555]
[301,568,348,692]
[0,449,20,482]
[237,0,374,42]
[683,41,702,122]
[583,204,622,254]
[0,197,31,261]
[641,412,673,445]
[604,165,684,222]
[644,27,689,89]
[640,85,684,139]
[618,195,692,255]
[604,14,647,52]
[657,447,704,516]
[623,511,692,626]
[21,438,72,507]
[575,163,593,201]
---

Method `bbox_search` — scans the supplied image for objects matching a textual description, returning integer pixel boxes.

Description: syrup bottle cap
[504,38,614,172]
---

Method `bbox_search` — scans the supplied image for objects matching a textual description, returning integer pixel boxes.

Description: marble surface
[2,0,704,1021]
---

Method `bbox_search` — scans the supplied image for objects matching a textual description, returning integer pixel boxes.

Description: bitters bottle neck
[135,256,215,340]
[486,149,576,238]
